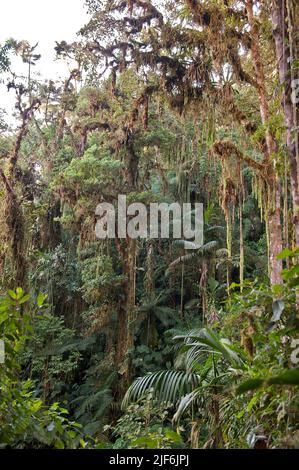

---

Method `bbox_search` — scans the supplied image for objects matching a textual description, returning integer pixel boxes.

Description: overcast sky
[0,0,89,122]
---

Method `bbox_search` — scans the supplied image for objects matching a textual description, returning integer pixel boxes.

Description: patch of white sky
[0,0,89,124]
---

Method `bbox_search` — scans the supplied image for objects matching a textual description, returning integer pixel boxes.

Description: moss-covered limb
[0,168,13,194]
[0,90,40,287]
[212,140,265,173]
[8,98,40,180]
[0,170,26,286]
[54,69,81,149]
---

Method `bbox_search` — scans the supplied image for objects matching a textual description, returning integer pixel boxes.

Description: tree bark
[268,180,284,284]
[115,237,137,391]
[246,0,283,284]
[271,0,299,246]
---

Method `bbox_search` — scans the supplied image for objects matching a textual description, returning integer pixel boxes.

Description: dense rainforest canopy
[0,0,298,449]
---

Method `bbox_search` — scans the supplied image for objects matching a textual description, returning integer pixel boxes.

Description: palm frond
[122,369,200,409]
[174,328,245,368]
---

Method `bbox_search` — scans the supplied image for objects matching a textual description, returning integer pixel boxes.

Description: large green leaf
[236,369,299,395]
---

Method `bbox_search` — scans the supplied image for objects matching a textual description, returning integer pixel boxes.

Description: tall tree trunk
[246,0,283,284]
[268,180,284,284]
[0,101,39,287]
[115,131,140,393]
[0,172,26,288]
[239,205,244,291]
[271,0,299,246]
[116,238,137,391]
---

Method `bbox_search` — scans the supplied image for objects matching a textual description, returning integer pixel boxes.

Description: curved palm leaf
[174,328,245,369]
[122,369,200,409]
[167,241,219,274]
[172,240,218,253]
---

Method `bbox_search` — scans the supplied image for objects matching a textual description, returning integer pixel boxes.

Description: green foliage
[107,399,185,449]
[123,253,299,448]
[62,145,123,194]
[80,251,123,303]
[0,290,93,448]
[0,41,12,72]
[20,315,81,401]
